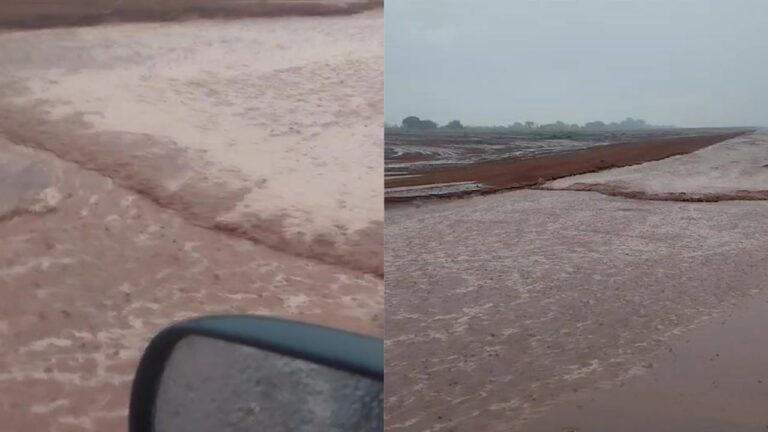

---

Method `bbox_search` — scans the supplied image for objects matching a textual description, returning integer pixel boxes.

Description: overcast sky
[385,0,768,127]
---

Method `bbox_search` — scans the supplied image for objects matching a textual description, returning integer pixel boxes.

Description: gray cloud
[386,0,768,127]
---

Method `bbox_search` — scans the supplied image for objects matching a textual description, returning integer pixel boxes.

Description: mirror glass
[154,335,383,432]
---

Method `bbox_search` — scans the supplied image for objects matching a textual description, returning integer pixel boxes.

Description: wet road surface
[0,5,382,431]
[0,137,382,431]
[0,9,383,274]
[386,133,768,431]
[524,293,768,432]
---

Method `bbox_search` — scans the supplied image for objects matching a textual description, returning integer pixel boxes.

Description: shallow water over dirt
[0,7,383,431]
[0,9,383,274]
[386,189,768,431]
[547,130,768,201]
[523,293,768,432]
[0,137,382,431]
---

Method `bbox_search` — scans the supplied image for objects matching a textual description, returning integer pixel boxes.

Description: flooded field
[385,132,768,431]
[385,134,603,174]
[384,128,741,177]
[385,130,747,201]
[0,3,382,431]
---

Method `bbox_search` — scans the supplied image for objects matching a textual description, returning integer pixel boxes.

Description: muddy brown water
[1,6,383,430]
[523,294,768,432]
[0,7,384,276]
[385,189,768,432]
[0,137,382,431]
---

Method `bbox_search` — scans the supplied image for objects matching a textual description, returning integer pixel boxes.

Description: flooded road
[0,5,382,431]
[385,133,768,431]
[0,8,383,274]
[0,138,382,431]
[524,293,768,432]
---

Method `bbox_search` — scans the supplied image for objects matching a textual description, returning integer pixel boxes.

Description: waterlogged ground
[383,128,736,176]
[547,130,768,201]
[0,9,383,274]
[385,136,601,172]
[0,138,382,431]
[0,7,383,432]
[385,133,768,431]
[385,182,488,199]
[524,292,768,432]
[384,130,747,202]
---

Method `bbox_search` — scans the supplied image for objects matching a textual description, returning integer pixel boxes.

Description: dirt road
[385,131,768,431]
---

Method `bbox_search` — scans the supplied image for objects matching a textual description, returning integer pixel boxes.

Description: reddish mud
[385,132,747,202]
[523,294,768,432]
[0,138,382,431]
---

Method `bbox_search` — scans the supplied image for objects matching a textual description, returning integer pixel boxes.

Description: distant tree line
[391,116,673,131]
[400,116,439,130]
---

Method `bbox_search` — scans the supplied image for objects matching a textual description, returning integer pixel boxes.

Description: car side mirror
[128,315,383,432]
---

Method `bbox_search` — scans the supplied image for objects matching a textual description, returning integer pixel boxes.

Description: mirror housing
[129,315,383,432]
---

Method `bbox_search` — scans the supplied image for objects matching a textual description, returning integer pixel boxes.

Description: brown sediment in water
[522,294,768,432]
[385,132,749,203]
[0,9,384,276]
[0,138,383,431]
[0,7,383,431]
[0,106,383,276]
[385,189,768,432]
[0,0,383,30]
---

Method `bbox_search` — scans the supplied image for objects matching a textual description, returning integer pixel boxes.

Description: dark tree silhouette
[401,116,421,129]
[401,116,438,130]
[444,120,464,129]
